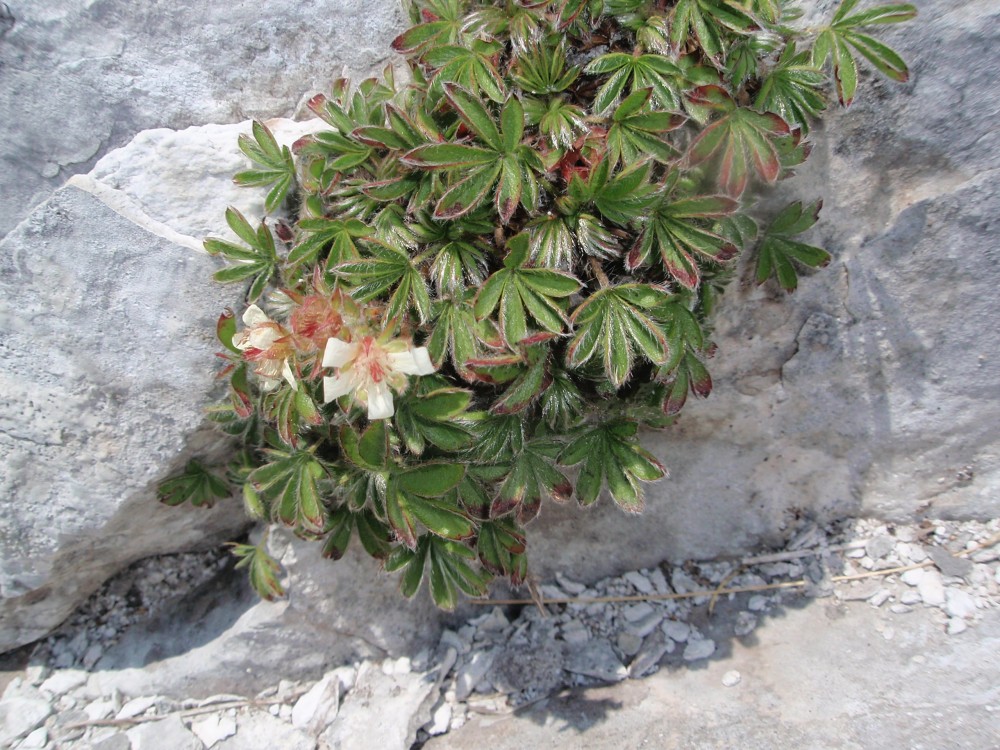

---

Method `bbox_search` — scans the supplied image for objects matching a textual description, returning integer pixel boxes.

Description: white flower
[322,334,435,420]
[233,304,297,391]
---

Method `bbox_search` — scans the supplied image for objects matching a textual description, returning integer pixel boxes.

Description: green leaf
[231,539,285,601]
[397,463,466,496]
[444,83,503,151]
[235,121,296,214]
[158,460,229,507]
[559,421,666,511]
[336,242,432,323]
[755,200,831,291]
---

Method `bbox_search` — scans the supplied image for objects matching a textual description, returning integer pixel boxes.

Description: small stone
[944,589,977,619]
[721,670,741,687]
[40,669,88,696]
[116,695,161,720]
[889,604,912,614]
[624,571,654,594]
[82,642,104,668]
[661,620,690,642]
[671,570,700,594]
[292,671,342,733]
[268,704,280,716]
[865,535,896,560]
[90,731,131,750]
[918,570,946,607]
[84,699,117,721]
[190,715,237,748]
[424,702,452,736]
[623,602,655,623]
[0,688,53,747]
[900,590,922,605]
[455,650,496,701]
[617,632,643,657]
[947,618,968,635]
[561,622,590,645]
[625,610,663,638]
[440,629,471,655]
[555,572,586,595]
[648,568,669,593]
[845,547,866,558]
[628,631,670,679]
[734,612,757,637]
[126,715,202,750]
[900,568,925,586]
[683,638,716,662]
[16,727,47,749]
[867,589,891,608]
[747,595,769,611]
[926,546,974,578]
[564,640,628,682]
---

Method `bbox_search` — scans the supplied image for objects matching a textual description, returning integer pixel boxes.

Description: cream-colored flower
[322,334,435,419]
[233,304,297,391]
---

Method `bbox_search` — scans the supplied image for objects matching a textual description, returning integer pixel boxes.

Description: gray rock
[616,632,642,657]
[490,641,564,695]
[0,686,53,747]
[865,535,896,561]
[455,650,496,701]
[189,715,237,748]
[623,602,655,623]
[126,715,202,750]
[918,570,946,608]
[0,0,407,240]
[323,664,439,750]
[91,532,444,698]
[39,669,87,696]
[0,185,246,651]
[625,610,663,638]
[291,670,344,733]
[627,630,670,679]
[661,620,690,643]
[623,571,654,594]
[217,711,313,750]
[564,641,627,683]
[116,695,162,720]
[900,569,925,587]
[682,638,717,662]
[90,731,131,750]
[733,612,758,637]
[926,546,974,578]
[944,589,977,620]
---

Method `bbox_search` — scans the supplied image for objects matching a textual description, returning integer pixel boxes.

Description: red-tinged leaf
[401,143,497,168]
[689,356,713,398]
[434,165,500,219]
[496,158,522,224]
[686,85,734,111]
[392,21,449,54]
[517,496,541,525]
[443,83,503,151]
[217,309,240,354]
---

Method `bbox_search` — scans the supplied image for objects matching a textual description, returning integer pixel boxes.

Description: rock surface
[0,0,407,240]
[0,185,245,651]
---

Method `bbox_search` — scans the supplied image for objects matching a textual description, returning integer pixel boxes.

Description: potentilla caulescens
[233,304,297,391]
[322,334,435,420]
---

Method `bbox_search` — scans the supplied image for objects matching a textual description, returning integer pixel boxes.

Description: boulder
[0,0,408,240]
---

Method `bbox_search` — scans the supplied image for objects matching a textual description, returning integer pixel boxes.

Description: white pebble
[721,670,741,687]
[944,589,977,619]
[747,595,768,611]
[867,589,891,608]
[623,602,655,623]
[947,618,968,635]
[624,571,654,594]
[900,590,922,605]
[918,570,946,607]
[900,568,925,586]
[661,620,690,642]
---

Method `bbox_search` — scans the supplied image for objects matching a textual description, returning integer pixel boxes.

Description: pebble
[926,546,974,578]
[90,731,131,750]
[623,602,655,623]
[617,632,643,657]
[748,595,769,611]
[661,620,690,642]
[190,714,237,747]
[116,695,161,720]
[722,670,742,687]
[900,590,922,605]
[947,618,968,635]
[917,570,946,607]
[734,612,758,637]
[900,568,925,586]
[455,650,496,701]
[625,611,663,638]
[866,535,896,560]
[0,689,53,747]
[867,589,891,608]
[84,698,117,721]
[624,571,654,594]
[39,669,87,696]
[565,641,628,682]
[555,572,586,595]
[944,589,977,619]
[16,727,47,749]
[682,638,716,662]
[425,702,452,736]
[126,715,202,750]
[628,631,670,679]
[889,604,912,614]
[648,568,669,593]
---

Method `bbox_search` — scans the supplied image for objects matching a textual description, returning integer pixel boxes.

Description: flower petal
[387,346,437,376]
[281,359,297,389]
[367,381,395,420]
[324,372,356,402]
[323,338,359,368]
[242,304,270,326]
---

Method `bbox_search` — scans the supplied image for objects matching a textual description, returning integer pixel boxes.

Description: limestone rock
[0,185,246,651]
[125,715,202,750]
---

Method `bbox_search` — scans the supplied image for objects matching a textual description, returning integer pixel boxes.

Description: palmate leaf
[322,507,393,561]
[287,217,373,268]
[385,535,491,609]
[231,539,285,601]
[566,159,656,227]
[261,385,324,449]
[628,172,739,289]
[491,437,572,522]
[392,0,467,54]
[402,86,540,222]
[204,208,279,302]
[512,39,580,95]
[585,52,688,113]
[687,86,793,197]
[567,284,672,388]
[426,292,493,380]
[812,1,916,106]
[248,449,328,534]
[158,460,230,507]
[386,463,472,548]
[477,519,528,584]
[393,387,477,455]
[670,0,759,61]
[606,88,684,168]
[754,41,827,134]
[335,241,432,324]
[559,420,666,511]
[662,350,714,415]
[234,121,296,214]
[425,39,506,103]
[523,95,587,149]
[474,234,580,346]
[653,298,714,414]
[755,199,831,291]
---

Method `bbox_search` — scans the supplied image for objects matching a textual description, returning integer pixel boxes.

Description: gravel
[0,518,996,749]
